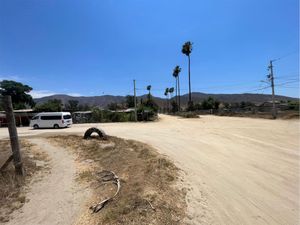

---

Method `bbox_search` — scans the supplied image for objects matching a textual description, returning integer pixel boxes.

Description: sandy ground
[6,138,89,225]
[0,115,299,225]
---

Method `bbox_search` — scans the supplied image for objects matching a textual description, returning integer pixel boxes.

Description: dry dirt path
[6,138,88,225]
[0,115,299,224]
[99,115,300,225]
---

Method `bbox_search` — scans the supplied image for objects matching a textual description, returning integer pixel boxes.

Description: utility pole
[3,95,24,175]
[133,79,137,122]
[268,60,277,119]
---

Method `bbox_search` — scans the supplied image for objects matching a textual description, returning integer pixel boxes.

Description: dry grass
[217,110,300,120]
[50,135,186,225]
[0,139,49,223]
[280,112,299,119]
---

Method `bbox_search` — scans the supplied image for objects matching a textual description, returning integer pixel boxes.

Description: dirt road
[7,138,89,225]
[0,115,299,224]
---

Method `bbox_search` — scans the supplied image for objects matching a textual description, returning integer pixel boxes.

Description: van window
[63,115,72,119]
[40,115,62,120]
[32,116,39,120]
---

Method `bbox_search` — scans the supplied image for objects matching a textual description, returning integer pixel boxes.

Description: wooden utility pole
[133,79,137,122]
[3,95,24,175]
[268,60,277,119]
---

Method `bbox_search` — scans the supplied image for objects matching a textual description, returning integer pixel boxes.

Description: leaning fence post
[3,95,24,175]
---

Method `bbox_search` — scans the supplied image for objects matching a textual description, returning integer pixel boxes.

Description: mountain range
[34,92,298,108]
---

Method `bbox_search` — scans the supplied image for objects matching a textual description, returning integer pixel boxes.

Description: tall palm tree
[169,87,174,99]
[172,67,178,105]
[169,87,175,112]
[146,85,152,100]
[172,65,181,110]
[164,88,169,112]
[182,41,193,105]
[146,85,152,95]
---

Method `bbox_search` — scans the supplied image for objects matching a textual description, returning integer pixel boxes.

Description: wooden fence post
[3,95,24,175]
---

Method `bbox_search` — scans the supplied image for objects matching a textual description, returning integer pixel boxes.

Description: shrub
[288,101,300,111]
[176,111,199,118]
[91,108,135,123]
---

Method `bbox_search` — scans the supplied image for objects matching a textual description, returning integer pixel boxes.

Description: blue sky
[0,0,299,98]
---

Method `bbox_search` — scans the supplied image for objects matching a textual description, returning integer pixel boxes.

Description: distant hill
[34,93,298,108]
[179,92,298,105]
[34,95,126,108]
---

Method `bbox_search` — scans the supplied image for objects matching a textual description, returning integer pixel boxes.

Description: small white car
[30,112,73,129]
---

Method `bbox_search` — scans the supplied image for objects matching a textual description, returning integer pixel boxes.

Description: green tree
[181,41,193,105]
[125,95,135,108]
[91,108,104,122]
[0,80,35,109]
[78,104,91,111]
[287,101,299,111]
[186,101,195,111]
[143,98,159,112]
[34,99,63,112]
[201,97,220,110]
[240,101,246,109]
[107,102,121,111]
[173,65,182,110]
[171,100,179,113]
[65,100,79,112]
[224,102,230,109]
[194,103,202,110]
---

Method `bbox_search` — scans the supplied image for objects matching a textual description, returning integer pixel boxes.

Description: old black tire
[33,124,39,129]
[84,127,107,139]
[53,124,59,129]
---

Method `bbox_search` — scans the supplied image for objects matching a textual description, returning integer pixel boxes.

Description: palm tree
[164,88,169,112]
[182,41,193,105]
[146,85,152,100]
[164,88,169,97]
[172,65,181,110]
[146,85,152,95]
[169,87,174,99]
[172,67,178,104]
[169,87,175,112]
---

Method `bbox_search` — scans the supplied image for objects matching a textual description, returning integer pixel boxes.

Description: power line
[276,75,299,80]
[246,86,271,92]
[272,51,299,62]
[276,80,299,87]
[277,86,299,89]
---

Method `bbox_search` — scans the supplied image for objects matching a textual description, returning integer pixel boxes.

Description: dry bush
[175,111,199,118]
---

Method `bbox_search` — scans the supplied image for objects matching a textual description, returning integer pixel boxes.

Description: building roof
[73,111,92,114]
[0,109,34,113]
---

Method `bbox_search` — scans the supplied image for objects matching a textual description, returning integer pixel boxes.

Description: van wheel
[53,124,59,129]
[33,124,39,129]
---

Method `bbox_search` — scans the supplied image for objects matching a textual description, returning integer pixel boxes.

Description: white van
[30,112,73,129]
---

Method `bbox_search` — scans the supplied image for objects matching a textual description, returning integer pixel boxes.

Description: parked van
[30,112,73,129]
